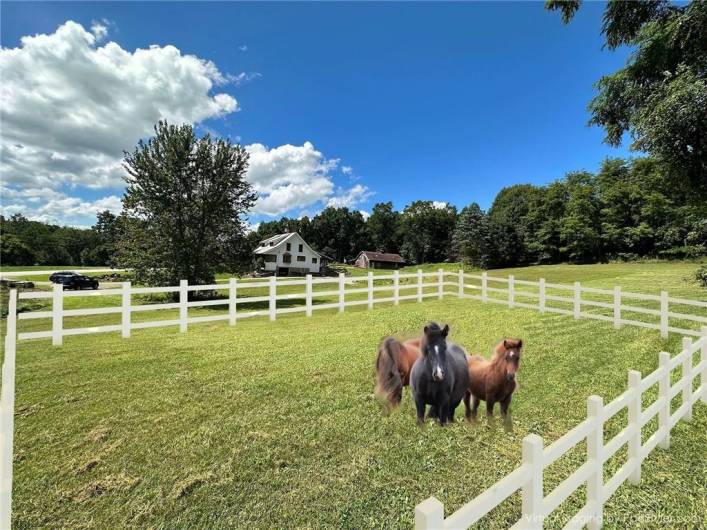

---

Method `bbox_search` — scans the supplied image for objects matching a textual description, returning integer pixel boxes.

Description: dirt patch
[170,472,214,499]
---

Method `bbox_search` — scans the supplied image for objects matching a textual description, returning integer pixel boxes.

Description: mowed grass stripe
[11,294,706,529]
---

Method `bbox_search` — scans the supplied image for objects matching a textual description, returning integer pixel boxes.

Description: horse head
[498,338,523,382]
[422,322,450,382]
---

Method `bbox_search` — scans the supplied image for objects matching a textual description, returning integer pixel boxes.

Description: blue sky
[0,1,634,227]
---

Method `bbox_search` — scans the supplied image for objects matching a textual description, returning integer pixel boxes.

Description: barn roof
[357,251,405,263]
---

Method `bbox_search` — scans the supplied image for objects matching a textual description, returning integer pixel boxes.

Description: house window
[263,255,276,262]
[298,244,303,252]
[297,256,306,262]
[283,254,292,264]
[312,257,318,264]
[286,243,291,251]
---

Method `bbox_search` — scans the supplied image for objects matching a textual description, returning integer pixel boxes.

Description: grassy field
[5,262,707,529]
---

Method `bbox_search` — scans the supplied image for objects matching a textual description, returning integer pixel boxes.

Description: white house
[253,232,323,275]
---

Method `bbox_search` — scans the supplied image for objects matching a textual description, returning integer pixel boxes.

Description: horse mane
[491,338,523,364]
[375,337,404,408]
[420,322,446,352]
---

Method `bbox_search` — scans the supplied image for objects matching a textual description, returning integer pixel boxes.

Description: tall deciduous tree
[452,203,491,268]
[119,121,255,286]
[546,0,707,190]
[399,201,458,264]
[367,202,401,253]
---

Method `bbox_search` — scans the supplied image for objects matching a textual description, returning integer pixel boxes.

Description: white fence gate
[1,270,706,528]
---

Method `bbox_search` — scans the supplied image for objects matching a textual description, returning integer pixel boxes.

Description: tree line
[4,155,703,274]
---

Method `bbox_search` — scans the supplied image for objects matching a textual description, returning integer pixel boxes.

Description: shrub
[696,265,707,288]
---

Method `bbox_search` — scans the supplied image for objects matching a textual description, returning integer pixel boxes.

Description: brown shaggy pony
[374,337,422,409]
[464,338,523,418]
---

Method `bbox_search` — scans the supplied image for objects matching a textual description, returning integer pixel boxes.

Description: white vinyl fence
[1,270,706,528]
[415,330,707,530]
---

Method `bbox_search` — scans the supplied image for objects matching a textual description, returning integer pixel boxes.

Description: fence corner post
[415,496,444,530]
[659,291,669,338]
[481,271,488,303]
[437,269,444,300]
[269,276,277,321]
[573,281,581,319]
[682,337,692,421]
[179,279,188,332]
[520,433,544,530]
[367,272,374,309]
[539,278,545,313]
[305,275,313,317]
[416,269,423,303]
[393,270,400,306]
[122,281,131,338]
[627,370,642,485]
[338,272,346,312]
[52,282,63,346]
[229,278,237,326]
[508,274,515,308]
[458,269,464,298]
[586,395,604,530]
[658,352,671,449]
[701,326,707,405]
[0,289,17,530]
[613,286,621,330]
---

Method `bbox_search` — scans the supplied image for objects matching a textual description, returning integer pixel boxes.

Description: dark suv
[49,271,76,283]
[56,274,99,290]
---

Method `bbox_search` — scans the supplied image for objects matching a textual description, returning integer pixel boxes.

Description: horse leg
[437,398,450,426]
[500,395,512,417]
[463,391,472,420]
[415,398,426,425]
[428,405,438,419]
[486,398,495,417]
[471,395,480,417]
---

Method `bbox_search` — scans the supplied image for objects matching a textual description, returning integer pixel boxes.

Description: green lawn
[7,262,707,529]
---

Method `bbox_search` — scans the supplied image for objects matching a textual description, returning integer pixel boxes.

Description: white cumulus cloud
[0,20,239,191]
[246,142,369,216]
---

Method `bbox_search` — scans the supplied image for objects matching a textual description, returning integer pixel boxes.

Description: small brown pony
[375,337,422,409]
[464,338,523,418]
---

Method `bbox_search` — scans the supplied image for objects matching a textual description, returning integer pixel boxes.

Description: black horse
[410,322,469,425]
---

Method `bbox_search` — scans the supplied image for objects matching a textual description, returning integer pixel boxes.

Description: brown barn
[353,251,405,270]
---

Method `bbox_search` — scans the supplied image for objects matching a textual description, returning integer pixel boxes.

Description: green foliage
[696,265,707,288]
[399,201,457,264]
[451,203,491,268]
[307,207,371,262]
[367,202,401,253]
[118,121,255,286]
[547,0,707,190]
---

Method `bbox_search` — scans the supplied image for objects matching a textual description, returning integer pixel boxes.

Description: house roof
[253,232,321,258]
[357,251,405,263]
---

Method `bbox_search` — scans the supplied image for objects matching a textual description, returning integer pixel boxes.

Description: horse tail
[375,337,404,409]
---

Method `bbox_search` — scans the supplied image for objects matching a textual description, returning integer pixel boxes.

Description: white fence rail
[2,270,707,528]
[6,270,707,345]
[416,330,707,530]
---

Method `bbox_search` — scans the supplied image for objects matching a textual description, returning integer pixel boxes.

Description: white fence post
[508,274,515,308]
[586,395,604,530]
[0,290,17,529]
[306,275,313,317]
[416,269,423,302]
[367,272,374,310]
[481,271,488,303]
[229,278,237,326]
[520,433,544,529]
[458,269,464,297]
[682,337,692,421]
[121,281,131,338]
[179,280,188,332]
[52,283,63,346]
[701,327,707,404]
[438,269,444,299]
[627,370,642,484]
[393,270,400,306]
[613,286,621,329]
[415,497,444,530]
[659,291,669,339]
[339,272,346,313]
[539,278,546,313]
[573,281,581,319]
[658,352,671,449]
[269,276,277,321]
